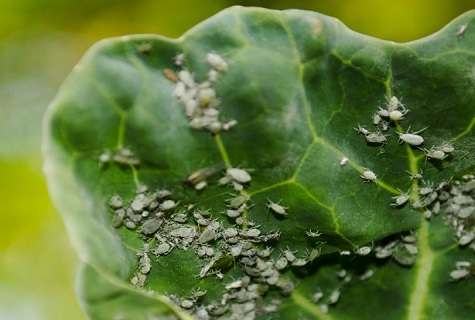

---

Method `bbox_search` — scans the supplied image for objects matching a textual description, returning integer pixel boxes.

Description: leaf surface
[43,6,475,319]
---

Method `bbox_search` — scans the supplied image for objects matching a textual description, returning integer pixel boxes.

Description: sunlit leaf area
[1,1,474,319]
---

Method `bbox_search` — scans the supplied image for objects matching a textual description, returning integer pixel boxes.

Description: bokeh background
[1,1,473,319]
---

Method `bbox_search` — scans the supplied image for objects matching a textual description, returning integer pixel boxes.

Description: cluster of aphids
[351,96,455,183]
[108,166,317,319]
[441,175,475,254]
[98,147,140,168]
[165,51,237,134]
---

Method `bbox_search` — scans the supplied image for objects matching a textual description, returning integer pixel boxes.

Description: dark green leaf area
[44,6,475,320]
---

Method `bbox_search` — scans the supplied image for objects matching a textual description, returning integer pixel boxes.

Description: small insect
[154,242,173,255]
[340,156,349,166]
[99,150,112,167]
[391,190,410,207]
[306,230,322,237]
[365,132,388,144]
[424,148,447,160]
[459,232,475,246]
[373,113,382,125]
[418,185,434,196]
[456,24,468,37]
[222,119,238,131]
[159,199,177,211]
[228,194,249,209]
[328,290,340,305]
[311,291,324,303]
[141,218,163,235]
[458,206,474,219]
[389,109,408,122]
[355,245,372,256]
[267,199,288,216]
[226,168,252,184]
[396,127,427,146]
[109,195,123,209]
[185,163,225,186]
[378,108,390,118]
[407,170,423,180]
[282,248,297,262]
[112,208,126,227]
[355,124,370,135]
[438,143,455,153]
[113,148,140,166]
[393,253,415,266]
[361,169,377,182]
[163,68,178,82]
[174,53,185,66]
[136,42,152,54]
[450,269,470,281]
[275,257,289,270]
[206,52,228,71]
[359,269,375,281]
[404,243,419,255]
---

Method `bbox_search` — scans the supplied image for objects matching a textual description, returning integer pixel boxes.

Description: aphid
[180,299,194,309]
[377,108,390,118]
[169,226,195,238]
[112,208,126,227]
[292,258,308,267]
[340,156,349,166]
[361,169,377,182]
[138,253,152,274]
[99,150,112,167]
[355,245,372,256]
[131,198,145,212]
[185,163,225,186]
[163,68,178,82]
[419,185,434,196]
[438,143,455,153]
[306,230,322,237]
[407,170,423,180]
[459,232,475,246]
[387,96,404,111]
[136,43,152,54]
[113,148,140,166]
[456,24,468,37]
[432,201,441,215]
[125,221,137,229]
[307,248,321,261]
[226,209,241,218]
[141,218,163,235]
[450,269,470,281]
[282,249,297,262]
[389,107,409,122]
[173,81,186,98]
[391,191,410,207]
[311,291,324,303]
[404,243,419,255]
[275,257,289,270]
[178,70,196,88]
[458,206,474,219]
[340,250,351,256]
[226,168,252,184]
[160,200,177,211]
[222,119,238,131]
[328,290,340,305]
[198,228,217,244]
[130,273,147,287]
[365,132,388,144]
[206,52,228,71]
[174,53,185,66]
[213,255,234,270]
[359,269,375,281]
[154,242,173,255]
[244,228,261,238]
[197,259,215,278]
[393,253,415,266]
[425,148,447,160]
[229,194,249,209]
[355,124,370,135]
[267,200,288,216]
[396,127,427,146]
[194,180,207,191]
[375,247,393,259]
[109,195,123,209]
[373,113,382,125]
[455,261,472,269]
[336,269,347,278]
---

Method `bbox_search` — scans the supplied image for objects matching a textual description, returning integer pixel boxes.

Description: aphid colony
[440,175,475,252]
[109,180,312,319]
[99,147,140,168]
[354,96,455,186]
[167,52,237,134]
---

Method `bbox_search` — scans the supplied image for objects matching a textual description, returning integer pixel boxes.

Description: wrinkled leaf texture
[43,6,475,320]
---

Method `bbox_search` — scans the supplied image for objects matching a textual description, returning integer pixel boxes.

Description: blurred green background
[0,1,473,319]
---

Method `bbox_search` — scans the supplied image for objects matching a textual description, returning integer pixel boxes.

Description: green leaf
[43,6,475,319]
